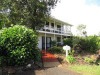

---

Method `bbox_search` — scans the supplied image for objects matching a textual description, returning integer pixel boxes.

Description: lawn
[69,64,100,75]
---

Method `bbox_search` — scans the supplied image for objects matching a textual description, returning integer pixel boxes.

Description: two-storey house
[37,17,73,50]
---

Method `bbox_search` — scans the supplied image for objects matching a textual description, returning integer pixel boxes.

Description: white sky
[51,0,100,35]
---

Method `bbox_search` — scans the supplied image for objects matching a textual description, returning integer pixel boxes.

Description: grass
[69,64,100,75]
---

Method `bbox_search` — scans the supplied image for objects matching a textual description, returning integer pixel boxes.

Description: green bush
[63,38,73,47]
[72,36,100,53]
[48,46,63,53]
[80,36,99,53]
[66,55,76,64]
[68,50,75,56]
[51,40,57,46]
[84,57,94,64]
[72,36,81,47]
[0,25,39,66]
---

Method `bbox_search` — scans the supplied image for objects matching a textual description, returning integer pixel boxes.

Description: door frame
[42,36,51,50]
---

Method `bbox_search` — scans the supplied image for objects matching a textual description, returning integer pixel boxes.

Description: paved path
[38,50,81,75]
[35,67,81,75]
[42,50,60,68]
[0,67,80,75]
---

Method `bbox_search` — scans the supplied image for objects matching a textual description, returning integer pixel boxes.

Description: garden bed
[54,52,98,65]
[54,52,100,75]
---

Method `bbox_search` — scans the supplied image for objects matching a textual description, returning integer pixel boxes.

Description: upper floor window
[46,21,49,25]
[51,23,54,28]
[45,21,49,27]
[57,25,61,28]
[57,25,61,30]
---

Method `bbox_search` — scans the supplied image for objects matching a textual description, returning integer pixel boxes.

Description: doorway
[42,36,51,50]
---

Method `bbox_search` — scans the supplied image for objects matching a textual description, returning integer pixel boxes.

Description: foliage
[63,38,73,47]
[77,24,86,31]
[51,40,57,46]
[0,25,40,66]
[68,50,75,56]
[77,24,87,36]
[0,13,10,29]
[0,57,2,66]
[72,36,80,47]
[0,0,59,29]
[81,36,99,53]
[66,55,76,64]
[48,46,63,53]
[72,36,100,53]
[84,57,94,64]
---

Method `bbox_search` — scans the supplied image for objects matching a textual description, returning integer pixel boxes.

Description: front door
[42,36,51,50]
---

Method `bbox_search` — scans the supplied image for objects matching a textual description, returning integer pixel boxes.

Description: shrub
[72,36,81,47]
[80,36,99,53]
[64,36,100,53]
[72,36,100,53]
[63,38,73,47]
[0,25,39,66]
[84,57,94,64]
[68,50,75,56]
[48,46,63,53]
[51,40,57,46]
[72,37,84,53]
[66,55,76,64]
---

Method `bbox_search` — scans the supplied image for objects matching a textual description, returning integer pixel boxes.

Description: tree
[77,24,87,37]
[0,13,10,29]
[0,0,59,29]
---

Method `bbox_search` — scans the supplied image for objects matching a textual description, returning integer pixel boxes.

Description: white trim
[54,18,56,40]
[45,26,46,52]
[45,33,46,51]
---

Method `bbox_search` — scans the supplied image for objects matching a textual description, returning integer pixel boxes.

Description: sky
[51,0,100,35]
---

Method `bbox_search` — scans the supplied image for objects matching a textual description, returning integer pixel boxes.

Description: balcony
[36,25,72,36]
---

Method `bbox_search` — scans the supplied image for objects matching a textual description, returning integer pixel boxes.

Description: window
[45,21,49,28]
[57,25,61,28]
[46,21,49,25]
[57,25,61,30]
[57,37,61,42]
[51,23,54,28]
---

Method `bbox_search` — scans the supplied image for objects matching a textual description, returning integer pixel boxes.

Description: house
[37,17,73,50]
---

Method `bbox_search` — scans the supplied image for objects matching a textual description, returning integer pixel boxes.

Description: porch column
[45,33,46,52]
[61,23,63,45]
[54,18,56,41]
[45,24,47,53]
[61,34,63,45]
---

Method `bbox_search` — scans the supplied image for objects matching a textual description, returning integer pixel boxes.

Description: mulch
[42,50,58,62]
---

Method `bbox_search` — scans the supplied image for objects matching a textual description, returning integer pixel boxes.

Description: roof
[49,16,73,26]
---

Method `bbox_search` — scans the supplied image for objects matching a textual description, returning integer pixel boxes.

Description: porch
[38,33,67,50]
